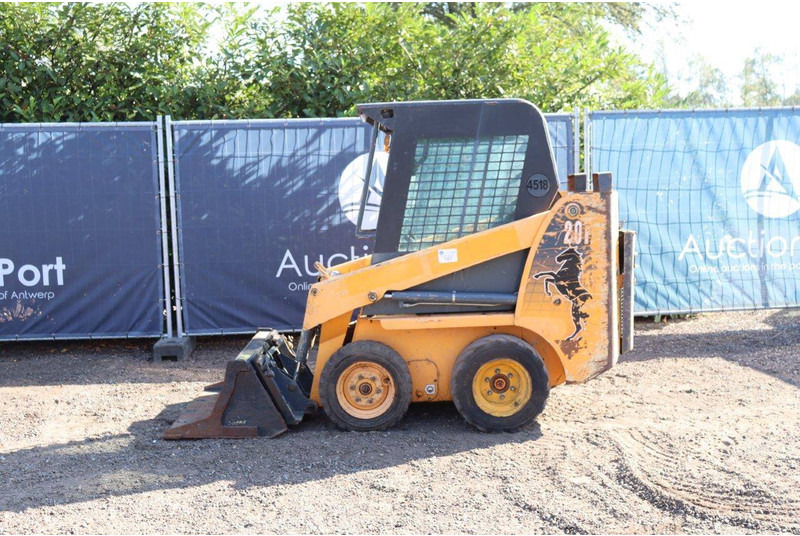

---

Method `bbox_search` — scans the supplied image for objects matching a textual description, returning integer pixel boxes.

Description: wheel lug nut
[487,390,493,395]
[500,394,505,400]
[358,374,364,380]
[349,385,356,390]
[355,397,361,402]
[368,398,374,404]
[370,376,377,381]
[484,377,490,382]
[495,368,500,373]
[514,401,520,407]
[508,373,513,378]
[376,388,382,394]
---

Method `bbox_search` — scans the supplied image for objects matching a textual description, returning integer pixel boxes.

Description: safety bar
[355,122,380,238]
[385,291,518,308]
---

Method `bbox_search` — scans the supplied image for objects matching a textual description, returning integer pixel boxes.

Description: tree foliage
[0,2,669,122]
[740,51,792,108]
[663,55,731,108]
[662,48,799,109]
[0,3,214,121]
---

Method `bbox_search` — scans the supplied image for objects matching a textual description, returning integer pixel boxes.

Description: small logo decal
[565,202,581,219]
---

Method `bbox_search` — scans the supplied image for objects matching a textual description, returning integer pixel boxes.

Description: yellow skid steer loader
[164,99,636,438]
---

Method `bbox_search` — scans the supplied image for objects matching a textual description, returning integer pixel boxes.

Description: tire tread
[451,334,549,432]
[319,341,412,432]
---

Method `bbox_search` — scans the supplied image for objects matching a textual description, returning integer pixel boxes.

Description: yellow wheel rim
[336,361,396,419]
[472,358,532,417]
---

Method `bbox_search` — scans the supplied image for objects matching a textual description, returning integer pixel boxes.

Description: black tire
[451,334,549,432]
[319,341,412,431]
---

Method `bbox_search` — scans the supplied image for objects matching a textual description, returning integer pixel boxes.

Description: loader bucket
[163,330,316,440]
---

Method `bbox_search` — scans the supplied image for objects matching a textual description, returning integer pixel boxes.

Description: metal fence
[590,107,800,314]
[9,106,799,340]
[170,117,374,334]
[0,121,167,340]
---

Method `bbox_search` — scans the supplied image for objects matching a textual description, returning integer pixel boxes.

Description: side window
[398,135,529,252]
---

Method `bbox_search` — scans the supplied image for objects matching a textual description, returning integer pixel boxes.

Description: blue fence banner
[173,114,574,334]
[0,123,165,339]
[591,108,800,314]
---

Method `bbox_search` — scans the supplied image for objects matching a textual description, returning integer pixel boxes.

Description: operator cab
[356,99,560,259]
[355,99,562,315]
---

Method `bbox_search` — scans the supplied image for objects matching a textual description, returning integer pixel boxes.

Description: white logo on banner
[741,140,800,218]
[337,151,389,230]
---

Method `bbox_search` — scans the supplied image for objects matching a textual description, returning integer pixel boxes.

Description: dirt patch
[1,310,799,534]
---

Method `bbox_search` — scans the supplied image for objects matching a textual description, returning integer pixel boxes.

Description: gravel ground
[1,310,799,534]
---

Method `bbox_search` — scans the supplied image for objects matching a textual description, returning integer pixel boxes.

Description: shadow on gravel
[625,309,800,388]
[0,336,252,387]
[0,402,542,513]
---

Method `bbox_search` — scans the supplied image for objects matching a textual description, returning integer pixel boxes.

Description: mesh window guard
[398,135,529,252]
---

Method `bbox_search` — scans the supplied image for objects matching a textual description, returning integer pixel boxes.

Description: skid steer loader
[164,98,636,439]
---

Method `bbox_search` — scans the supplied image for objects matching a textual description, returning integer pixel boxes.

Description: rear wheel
[320,341,412,431]
[451,334,549,432]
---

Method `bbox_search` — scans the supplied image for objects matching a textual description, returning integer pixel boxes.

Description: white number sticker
[564,221,590,245]
[437,248,458,263]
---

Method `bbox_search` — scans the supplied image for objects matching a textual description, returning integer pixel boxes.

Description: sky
[612,0,800,102]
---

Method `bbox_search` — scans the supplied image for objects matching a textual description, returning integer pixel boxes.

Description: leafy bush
[0,3,668,122]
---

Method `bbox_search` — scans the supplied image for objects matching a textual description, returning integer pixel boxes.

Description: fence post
[152,115,195,361]
[165,115,185,338]
[573,108,580,174]
[156,116,173,338]
[584,107,591,179]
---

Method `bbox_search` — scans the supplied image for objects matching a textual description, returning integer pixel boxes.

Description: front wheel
[319,341,412,431]
[451,334,549,432]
